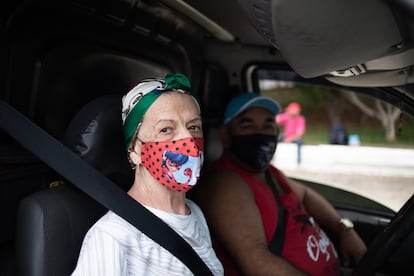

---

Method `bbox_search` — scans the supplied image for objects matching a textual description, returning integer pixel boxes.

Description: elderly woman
[72,73,224,275]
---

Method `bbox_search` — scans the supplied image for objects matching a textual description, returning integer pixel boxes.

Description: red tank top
[212,154,340,276]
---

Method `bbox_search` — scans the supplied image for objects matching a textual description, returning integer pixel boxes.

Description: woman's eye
[160,127,171,133]
[189,125,202,132]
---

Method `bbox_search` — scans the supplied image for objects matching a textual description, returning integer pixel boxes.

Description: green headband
[123,93,160,151]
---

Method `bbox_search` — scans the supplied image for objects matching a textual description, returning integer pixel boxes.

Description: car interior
[14,94,129,276]
[1,0,414,275]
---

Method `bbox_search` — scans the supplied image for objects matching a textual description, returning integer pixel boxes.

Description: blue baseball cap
[224,93,281,125]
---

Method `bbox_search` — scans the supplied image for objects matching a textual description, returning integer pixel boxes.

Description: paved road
[272,143,414,212]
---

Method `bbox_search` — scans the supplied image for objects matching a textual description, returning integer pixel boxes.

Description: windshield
[257,69,414,212]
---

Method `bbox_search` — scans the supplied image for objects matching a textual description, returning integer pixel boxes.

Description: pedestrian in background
[276,102,306,164]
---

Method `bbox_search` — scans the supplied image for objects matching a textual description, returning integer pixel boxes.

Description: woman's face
[136,92,203,143]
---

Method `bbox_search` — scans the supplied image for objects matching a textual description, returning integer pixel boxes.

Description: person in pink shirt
[276,102,306,163]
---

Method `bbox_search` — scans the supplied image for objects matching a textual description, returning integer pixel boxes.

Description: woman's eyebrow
[154,119,174,128]
[188,117,202,124]
[154,117,202,127]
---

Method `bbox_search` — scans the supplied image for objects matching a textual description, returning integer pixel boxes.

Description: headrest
[62,95,133,190]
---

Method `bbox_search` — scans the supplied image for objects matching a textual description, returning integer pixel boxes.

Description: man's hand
[338,229,367,267]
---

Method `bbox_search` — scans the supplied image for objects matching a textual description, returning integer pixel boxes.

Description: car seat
[14,94,133,276]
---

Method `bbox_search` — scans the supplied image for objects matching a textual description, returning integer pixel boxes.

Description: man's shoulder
[194,165,257,212]
[202,165,242,185]
[197,160,252,197]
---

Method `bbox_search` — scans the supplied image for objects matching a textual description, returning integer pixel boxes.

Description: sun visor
[326,48,414,87]
[239,0,402,78]
[327,70,414,87]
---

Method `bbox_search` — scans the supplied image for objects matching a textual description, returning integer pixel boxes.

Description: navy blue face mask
[229,134,278,171]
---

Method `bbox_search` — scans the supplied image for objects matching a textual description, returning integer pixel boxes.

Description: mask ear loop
[127,122,143,170]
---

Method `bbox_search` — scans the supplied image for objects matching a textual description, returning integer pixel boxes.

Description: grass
[304,124,414,148]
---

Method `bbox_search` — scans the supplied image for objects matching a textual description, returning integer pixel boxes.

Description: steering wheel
[354,194,414,275]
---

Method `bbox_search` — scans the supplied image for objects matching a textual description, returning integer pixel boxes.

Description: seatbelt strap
[0,99,213,276]
[265,170,286,255]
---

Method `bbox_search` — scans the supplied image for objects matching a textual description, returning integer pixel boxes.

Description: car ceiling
[181,0,414,101]
[3,0,414,106]
[175,0,268,45]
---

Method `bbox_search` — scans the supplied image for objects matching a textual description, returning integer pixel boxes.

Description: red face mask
[140,137,204,192]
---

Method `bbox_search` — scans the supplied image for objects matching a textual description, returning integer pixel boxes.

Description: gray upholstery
[15,95,133,276]
[15,186,105,276]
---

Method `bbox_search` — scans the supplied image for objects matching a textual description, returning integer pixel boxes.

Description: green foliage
[262,85,323,109]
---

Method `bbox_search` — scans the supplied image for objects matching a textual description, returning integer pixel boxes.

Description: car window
[256,68,414,212]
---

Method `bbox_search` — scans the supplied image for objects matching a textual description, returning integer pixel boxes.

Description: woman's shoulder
[88,210,143,241]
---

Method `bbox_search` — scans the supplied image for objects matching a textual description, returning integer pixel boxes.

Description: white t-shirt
[72,199,223,276]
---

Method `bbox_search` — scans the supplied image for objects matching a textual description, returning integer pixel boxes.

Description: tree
[294,85,350,125]
[344,92,401,142]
